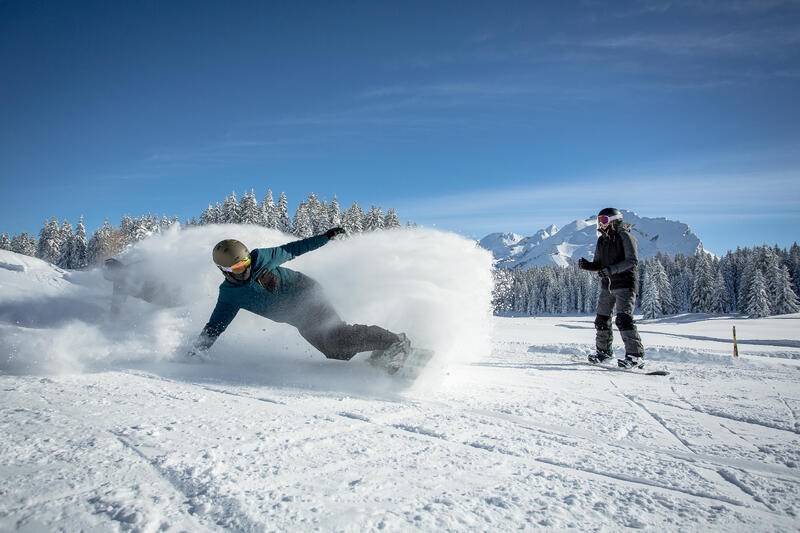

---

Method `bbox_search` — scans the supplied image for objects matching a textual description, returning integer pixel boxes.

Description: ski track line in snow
[110,433,224,532]
[345,402,771,514]
[666,383,800,437]
[444,399,800,484]
[603,390,775,516]
[145,372,798,521]
[716,469,777,513]
[612,385,697,454]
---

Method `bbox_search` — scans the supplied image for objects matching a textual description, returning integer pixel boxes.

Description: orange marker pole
[733,326,739,358]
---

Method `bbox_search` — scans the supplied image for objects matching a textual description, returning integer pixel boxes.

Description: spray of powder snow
[0,226,493,386]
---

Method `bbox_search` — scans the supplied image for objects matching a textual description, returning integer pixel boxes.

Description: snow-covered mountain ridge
[479,210,704,269]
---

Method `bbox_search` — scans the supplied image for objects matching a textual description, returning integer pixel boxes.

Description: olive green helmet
[212,239,249,268]
[212,239,252,282]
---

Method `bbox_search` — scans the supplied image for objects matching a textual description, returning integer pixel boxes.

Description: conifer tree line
[493,243,800,319]
[0,189,413,269]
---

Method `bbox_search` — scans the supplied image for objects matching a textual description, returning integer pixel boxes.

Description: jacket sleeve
[608,232,639,275]
[585,239,601,270]
[195,300,239,350]
[262,234,330,268]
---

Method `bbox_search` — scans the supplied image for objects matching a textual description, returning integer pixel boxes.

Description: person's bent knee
[616,313,635,331]
[595,314,612,330]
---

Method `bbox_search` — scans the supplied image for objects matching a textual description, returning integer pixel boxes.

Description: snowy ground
[2,232,800,532]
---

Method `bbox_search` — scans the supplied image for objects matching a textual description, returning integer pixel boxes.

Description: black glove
[599,267,611,278]
[325,227,346,240]
[578,257,599,271]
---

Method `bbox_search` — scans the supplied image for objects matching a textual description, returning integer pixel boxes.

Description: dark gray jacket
[590,222,639,293]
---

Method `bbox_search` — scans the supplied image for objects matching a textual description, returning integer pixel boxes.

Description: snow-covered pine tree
[789,243,800,296]
[222,192,240,224]
[200,204,215,225]
[709,269,730,313]
[317,198,332,233]
[239,190,262,226]
[145,213,159,234]
[746,268,771,318]
[343,202,364,234]
[130,217,149,242]
[73,216,88,269]
[771,264,800,315]
[37,217,62,264]
[11,233,36,256]
[384,208,401,229]
[363,205,385,232]
[302,193,322,234]
[293,202,313,238]
[690,254,714,313]
[0,233,10,251]
[720,252,739,312]
[737,250,756,312]
[57,220,75,269]
[329,195,342,228]
[87,219,116,265]
[275,192,292,234]
[667,256,691,312]
[10,234,23,254]
[650,259,674,314]
[640,262,663,319]
[491,268,514,314]
[120,215,134,244]
[160,215,173,232]
[261,189,276,228]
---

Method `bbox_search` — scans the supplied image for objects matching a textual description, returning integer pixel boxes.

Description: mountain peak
[480,211,704,269]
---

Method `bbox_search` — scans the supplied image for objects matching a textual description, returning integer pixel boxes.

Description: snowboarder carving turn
[188,228,416,373]
[578,208,645,369]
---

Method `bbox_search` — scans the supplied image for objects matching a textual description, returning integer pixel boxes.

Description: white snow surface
[480,210,705,268]
[2,230,800,532]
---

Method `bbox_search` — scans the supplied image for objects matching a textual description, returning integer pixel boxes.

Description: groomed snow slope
[2,231,800,532]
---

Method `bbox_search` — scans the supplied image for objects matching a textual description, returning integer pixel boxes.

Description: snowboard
[575,355,669,376]
[393,347,435,379]
[369,346,435,379]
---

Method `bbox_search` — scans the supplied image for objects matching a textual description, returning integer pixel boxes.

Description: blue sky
[1,0,799,255]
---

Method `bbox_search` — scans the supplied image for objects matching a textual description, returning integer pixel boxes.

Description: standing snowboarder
[188,228,414,373]
[578,208,645,369]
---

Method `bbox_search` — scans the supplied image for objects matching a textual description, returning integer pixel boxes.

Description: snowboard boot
[368,333,412,375]
[588,349,614,364]
[618,354,644,369]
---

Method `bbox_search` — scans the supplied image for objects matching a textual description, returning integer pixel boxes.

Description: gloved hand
[599,267,611,278]
[325,227,346,240]
[578,257,599,271]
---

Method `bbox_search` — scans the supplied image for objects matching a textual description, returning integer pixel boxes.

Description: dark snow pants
[293,299,401,360]
[595,287,644,357]
[271,279,401,361]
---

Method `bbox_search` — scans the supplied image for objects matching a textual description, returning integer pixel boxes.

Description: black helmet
[597,208,622,229]
[598,207,621,218]
[213,239,252,283]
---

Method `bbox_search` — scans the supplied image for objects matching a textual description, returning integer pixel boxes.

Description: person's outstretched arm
[263,228,344,269]
[190,300,239,355]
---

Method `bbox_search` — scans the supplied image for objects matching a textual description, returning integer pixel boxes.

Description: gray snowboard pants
[269,276,401,361]
[595,287,644,357]
[293,298,401,361]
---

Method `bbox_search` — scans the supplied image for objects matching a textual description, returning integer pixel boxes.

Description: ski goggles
[597,214,622,226]
[217,255,251,274]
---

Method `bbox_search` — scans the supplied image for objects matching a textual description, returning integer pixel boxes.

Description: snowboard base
[575,356,669,376]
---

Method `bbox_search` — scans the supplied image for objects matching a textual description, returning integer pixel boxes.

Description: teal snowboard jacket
[197,234,330,348]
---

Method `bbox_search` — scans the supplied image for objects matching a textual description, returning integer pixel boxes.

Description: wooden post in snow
[733,326,739,358]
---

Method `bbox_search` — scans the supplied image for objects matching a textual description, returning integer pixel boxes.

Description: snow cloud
[0,227,493,389]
